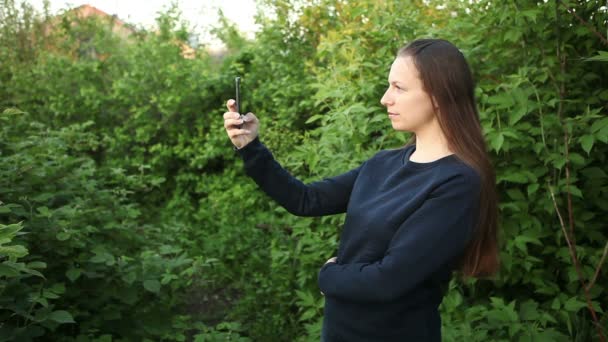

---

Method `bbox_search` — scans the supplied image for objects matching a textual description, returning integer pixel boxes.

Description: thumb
[242,112,257,123]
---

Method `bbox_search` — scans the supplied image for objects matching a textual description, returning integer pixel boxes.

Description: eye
[388,82,405,91]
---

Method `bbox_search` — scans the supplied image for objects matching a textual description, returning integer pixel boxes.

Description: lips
[388,112,399,116]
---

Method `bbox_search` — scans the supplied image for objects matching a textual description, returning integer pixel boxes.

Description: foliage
[0,217,74,342]
[0,0,607,340]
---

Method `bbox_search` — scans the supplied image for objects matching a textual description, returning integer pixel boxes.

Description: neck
[410,120,452,162]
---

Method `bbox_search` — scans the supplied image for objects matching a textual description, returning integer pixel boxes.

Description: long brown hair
[398,39,500,278]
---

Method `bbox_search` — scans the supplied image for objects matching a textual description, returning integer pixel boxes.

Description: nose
[380,88,392,107]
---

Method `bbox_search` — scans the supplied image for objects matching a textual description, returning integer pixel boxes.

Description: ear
[431,96,440,112]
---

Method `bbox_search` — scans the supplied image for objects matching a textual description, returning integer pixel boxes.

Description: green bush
[0,0,606,340]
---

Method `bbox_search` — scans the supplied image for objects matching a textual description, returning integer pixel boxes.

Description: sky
[27,0,261,50]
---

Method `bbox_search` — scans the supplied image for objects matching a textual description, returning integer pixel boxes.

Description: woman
[223,38,499,341]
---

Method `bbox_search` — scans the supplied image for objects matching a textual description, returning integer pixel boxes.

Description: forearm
[237,137,358,216]
[317,175,479,302]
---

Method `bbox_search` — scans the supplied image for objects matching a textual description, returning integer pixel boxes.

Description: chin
[391,122,414,133]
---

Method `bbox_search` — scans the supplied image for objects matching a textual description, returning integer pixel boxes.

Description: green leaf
[0,263,20,277]
[27,261,47,269]
[563,296,587,312]
[0,245,28,258]
[487,93,514,107]
[295,290,315,305]
[49,310,75,324]
[514,235,542,253]
[597,125,608,143]
[43,289,60,299]
[299,308,317,321]
[580,135,594,154]
[0,223,24,240]
[31,296,49,308]
[591,117,608,133]
[490,133,504,152]
[143,279,161,293]
[36,206,52,218]
[2,108,27,116]
[32,193,53,203]
[527,183,539,196]
[552,156,567,169]
[20,267,44,278]
[551,297,561,310]
[508,103,528,126]
[568,153,585,166]
[520,9,539,22]
[504,29,522,43]
[506,189,525,200]
[519,300,540,321]
[50,283,66,294]
[90,254,106,263]
[585,51,608,62]
[56,232,70,241]
[536,329,570,341]
[161,273,178,285]
[581,167,607,179]
[305,114,324,124]
[66,268,81,282]
[499,172,528,184]
[122,272,137,285]
[591,301,604,313]
[570,186,583,198]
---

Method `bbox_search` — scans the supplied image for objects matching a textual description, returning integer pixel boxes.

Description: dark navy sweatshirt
[236,137,481,341]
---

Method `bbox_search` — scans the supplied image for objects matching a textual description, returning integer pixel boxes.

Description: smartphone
[235,76,243,128]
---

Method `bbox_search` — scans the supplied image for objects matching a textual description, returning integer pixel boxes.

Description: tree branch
[554,2,605,340]
[559,0,608,45]
[548,183,603,341]
[587,240,608,292]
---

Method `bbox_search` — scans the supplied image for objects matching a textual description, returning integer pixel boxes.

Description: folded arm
[317,173,481,302]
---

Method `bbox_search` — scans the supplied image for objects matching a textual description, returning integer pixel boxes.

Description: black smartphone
[235,76,243,128]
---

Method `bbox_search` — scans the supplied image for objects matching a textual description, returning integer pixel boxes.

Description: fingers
[224,111,258,129]
[224,117,244,129]
[323,256,337,266]
[227,128,251,139]
[226,99,237,112]
[223,111,241,120]
[241,112,258,124]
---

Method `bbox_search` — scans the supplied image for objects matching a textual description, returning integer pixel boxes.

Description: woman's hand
[223,99,259,149]
[320,257,337,296]
[324,257,337,265]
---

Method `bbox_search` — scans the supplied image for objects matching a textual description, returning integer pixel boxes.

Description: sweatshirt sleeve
[236,137,364,217]
[317,172,481,303]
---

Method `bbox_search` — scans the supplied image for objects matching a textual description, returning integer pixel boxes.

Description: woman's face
[380,56,437,133]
